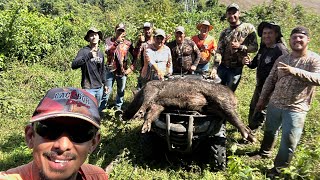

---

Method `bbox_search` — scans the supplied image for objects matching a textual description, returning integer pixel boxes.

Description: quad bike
[140,74,227,170]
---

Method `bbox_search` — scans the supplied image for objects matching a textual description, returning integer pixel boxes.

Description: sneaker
[247,151,270,160]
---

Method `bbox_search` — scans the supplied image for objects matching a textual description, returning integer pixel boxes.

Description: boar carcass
[123,78,255,142]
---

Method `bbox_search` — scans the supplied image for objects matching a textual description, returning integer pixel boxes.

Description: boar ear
[131,89,139,96]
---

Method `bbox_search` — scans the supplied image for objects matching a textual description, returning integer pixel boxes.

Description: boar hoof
[141,121,151,133]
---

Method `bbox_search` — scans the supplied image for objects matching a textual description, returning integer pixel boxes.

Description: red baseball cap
[30,87,101,128]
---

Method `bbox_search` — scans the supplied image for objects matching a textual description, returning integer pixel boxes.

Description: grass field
[1,63,319,179]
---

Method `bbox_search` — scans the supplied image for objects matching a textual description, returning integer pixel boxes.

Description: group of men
[1,2,320,179]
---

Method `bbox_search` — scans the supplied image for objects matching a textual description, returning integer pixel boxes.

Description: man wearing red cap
[0,87,108,179]
[252,26,320,178]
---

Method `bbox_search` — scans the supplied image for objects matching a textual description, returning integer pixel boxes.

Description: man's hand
[190,65,197,71]
[278,62,294,75]
[157,71,165,81]
[210,68,217,79]
[104,85,109,94]
[231,41,241,49]
[242,56,251,65]
[255,99,265,112]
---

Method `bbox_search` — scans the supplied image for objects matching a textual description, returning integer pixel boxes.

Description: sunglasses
[33,121,98,143]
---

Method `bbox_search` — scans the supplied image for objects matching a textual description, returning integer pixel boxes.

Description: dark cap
[115,23,126,31]
[31,87,101,129]
[227,3,240,11]
[257,21,283,37]
[84,27,103,42]
[290,26,309,37]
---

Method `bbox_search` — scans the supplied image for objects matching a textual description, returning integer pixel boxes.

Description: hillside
[219,0,320,12]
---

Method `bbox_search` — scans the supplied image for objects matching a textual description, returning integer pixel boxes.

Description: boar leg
[141,104,165,133]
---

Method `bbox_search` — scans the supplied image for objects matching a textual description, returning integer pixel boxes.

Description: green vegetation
[0,0,319,179]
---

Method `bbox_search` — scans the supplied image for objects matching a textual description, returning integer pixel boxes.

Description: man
[191,20,217,74]
[100,23,135,111]
[247,22,288,130]
[72,27,107,110]
[167,26,201,74]
[140,29,172,82]
[252,26,320,178]
[134,22,154,89]
[0,87,108,179]
[215,3,258,91]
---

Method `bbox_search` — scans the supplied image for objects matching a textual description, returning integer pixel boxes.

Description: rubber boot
[259,131,277,157]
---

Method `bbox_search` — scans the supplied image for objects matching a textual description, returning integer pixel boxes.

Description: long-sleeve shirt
[166,38,201,74]
[259,51,320,112]
[248,43,289,87]
[105,37,135,76]
[72,46,106,89]
[216,22,258,68]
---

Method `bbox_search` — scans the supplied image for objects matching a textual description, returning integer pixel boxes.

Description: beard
[39,170,78,180]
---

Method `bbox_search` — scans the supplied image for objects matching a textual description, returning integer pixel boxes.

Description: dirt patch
[220,0,319,13]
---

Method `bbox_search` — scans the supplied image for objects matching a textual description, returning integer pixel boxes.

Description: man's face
[154,35,165,49]
[175,31,185,43]
[289,33,309,52]
[88,32,100,44]
[226,8,240,25]
[116,29,126,41]
[143,27,153,38]
[199,25,209,36]
[26,118,100,180]
[262,28,277,47]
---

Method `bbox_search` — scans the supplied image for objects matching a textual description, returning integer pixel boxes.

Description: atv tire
[209,136,227,171]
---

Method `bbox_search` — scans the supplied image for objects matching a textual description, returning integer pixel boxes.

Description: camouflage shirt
[216,22,258,68]
[166,38,201,74]
[260,51,320,112]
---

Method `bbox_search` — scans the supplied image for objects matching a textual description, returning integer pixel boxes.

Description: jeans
[248,85,266,130]
[99,71,127,111]
[217,64,243,92]
[263,104,307,168]
[85,87,104,108]
[195,62,210,74]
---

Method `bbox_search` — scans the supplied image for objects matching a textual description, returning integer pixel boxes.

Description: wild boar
[123,77,255,142]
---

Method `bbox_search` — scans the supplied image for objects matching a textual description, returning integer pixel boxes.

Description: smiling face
[289,33,310,52]
[143,27,153,38]
[25,118,100,180]
[88,32,100,44]
[175,31,185,44]
[226,8,240,26]
[262,27,277,47]
[154,35,165,49]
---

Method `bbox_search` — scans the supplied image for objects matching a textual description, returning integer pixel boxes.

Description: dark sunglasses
[33,121,98,143]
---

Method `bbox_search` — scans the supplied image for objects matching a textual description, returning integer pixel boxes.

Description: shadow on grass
[88,118,228,175]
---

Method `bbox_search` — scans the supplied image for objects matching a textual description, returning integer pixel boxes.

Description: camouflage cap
[31,87,101,129]
[154,29,166,37]
[175,26,185,33]
[290,26,309,37]
[226,3,240,11]
[84,27,103,42]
